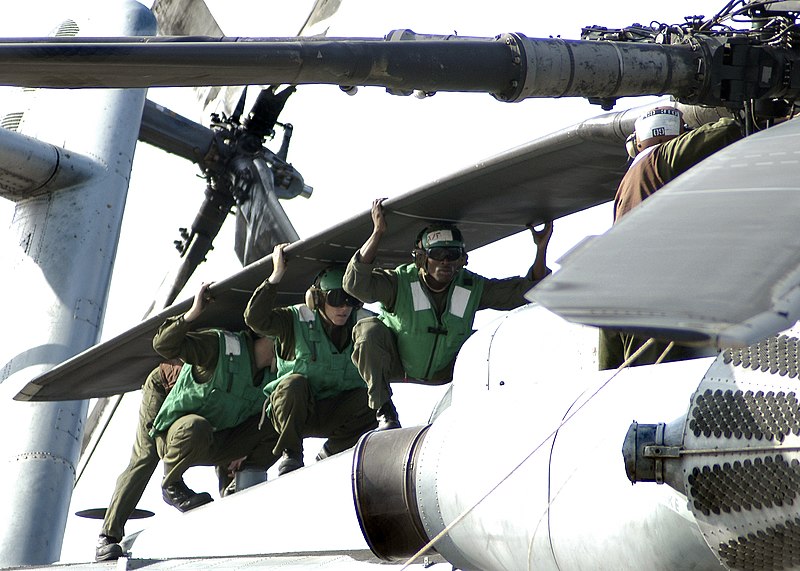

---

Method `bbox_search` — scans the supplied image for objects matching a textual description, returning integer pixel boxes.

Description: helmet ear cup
[305,286,325,311]
[413,248,426,269]
[305,287,316,311]
[306,268,326,311]
[625,133,638,159]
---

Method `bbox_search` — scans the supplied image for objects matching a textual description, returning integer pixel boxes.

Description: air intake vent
[723,334,800,378]
[54,19,79,37]
[1,112,23,131]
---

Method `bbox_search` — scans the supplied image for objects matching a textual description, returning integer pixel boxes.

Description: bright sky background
[0,0,718,563]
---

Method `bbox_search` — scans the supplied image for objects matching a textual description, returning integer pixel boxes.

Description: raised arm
[244,243,295,338]
[358,198,388,264]
[528,220,553,281]
[152,282,219,369]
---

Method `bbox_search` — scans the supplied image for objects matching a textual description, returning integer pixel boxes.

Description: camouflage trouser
[155,414,279,488]
[101,368,165,540]
[269,374,377,457]
[351,316,451,410]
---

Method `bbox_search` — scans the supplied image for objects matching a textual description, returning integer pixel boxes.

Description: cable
[654,341,675,364]
[74,393,124,488]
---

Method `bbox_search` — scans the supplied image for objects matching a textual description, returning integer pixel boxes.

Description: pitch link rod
[0,31,705,103]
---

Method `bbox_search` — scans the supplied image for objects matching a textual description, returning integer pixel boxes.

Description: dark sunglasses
[324,288,362,308]
[426,247,464,262]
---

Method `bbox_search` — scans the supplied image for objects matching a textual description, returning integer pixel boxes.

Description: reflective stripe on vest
[149,330,266,435]
[378,264,484,379]
[270,304,365,402]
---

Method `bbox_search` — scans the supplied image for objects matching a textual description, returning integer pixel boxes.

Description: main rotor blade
[18,104,641,401]
[138,98,214,163]
[0,36,515,90]
[531,117,800,348]
[151,0,243,117]
[152,0,224,36]
[297,0,343,36]
[153,0,342,118]
[0,35,701,104]
[234,157,301,265]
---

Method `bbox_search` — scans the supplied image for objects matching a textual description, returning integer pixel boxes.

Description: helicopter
[2,0,800,569]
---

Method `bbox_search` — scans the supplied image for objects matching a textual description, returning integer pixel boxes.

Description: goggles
[426,246,464,262]
[324,288,362,308]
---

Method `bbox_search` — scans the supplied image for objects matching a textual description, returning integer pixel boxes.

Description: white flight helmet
[631,106,685,155]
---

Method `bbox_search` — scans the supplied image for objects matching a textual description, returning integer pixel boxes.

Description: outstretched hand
[529,221,554,249]
[268,243,290,284]
[528,221,553,281]
[185,282,214,322]
[358,198,388,265]
[371,198,387,235]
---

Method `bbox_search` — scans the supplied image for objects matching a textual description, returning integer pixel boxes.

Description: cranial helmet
[306,266,345,310]
[413,223,466,269]
[316,267,345,291]
[634,106,684,151]
[417,224,465,249]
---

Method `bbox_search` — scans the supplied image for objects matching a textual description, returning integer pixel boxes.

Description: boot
[315,442,333,462]
[95,534,124,562]
[277,450,304,476]
[162,479,214,512]
[376,400,401,431]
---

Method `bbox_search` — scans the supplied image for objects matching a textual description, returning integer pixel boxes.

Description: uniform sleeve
[243,280,298,354]
[478,273,547,311]
[152,316,219,372]
[343,252,398,311]
[659,118,742,178]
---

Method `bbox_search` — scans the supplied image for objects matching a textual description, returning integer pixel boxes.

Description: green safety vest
[264,305,365,403]
[150,331,268,435]
[379,263,484,379]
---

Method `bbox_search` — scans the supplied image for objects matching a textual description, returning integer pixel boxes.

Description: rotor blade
[234,157,300,265]
[18,103,643,401]
[138,98,215,164]
[152,0,224,36]
[242,85,295,138]
[531,117,800,349]
[145,186,235,315]
[0,35,703,105]
[151,0,337,119]
[296,0,343,37]
[151,0,248,118]
[230,85,248,124]
[219,0,342,118]
[222,0,344,116]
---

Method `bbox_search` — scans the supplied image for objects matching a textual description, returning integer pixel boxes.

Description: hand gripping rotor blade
[530,117,800,349]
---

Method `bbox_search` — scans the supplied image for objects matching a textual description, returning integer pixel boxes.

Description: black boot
[162,479,214,512]
[376,400,401,431]
[315,442,333,462]
[95,534,124,562]
[277,450,304,476]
